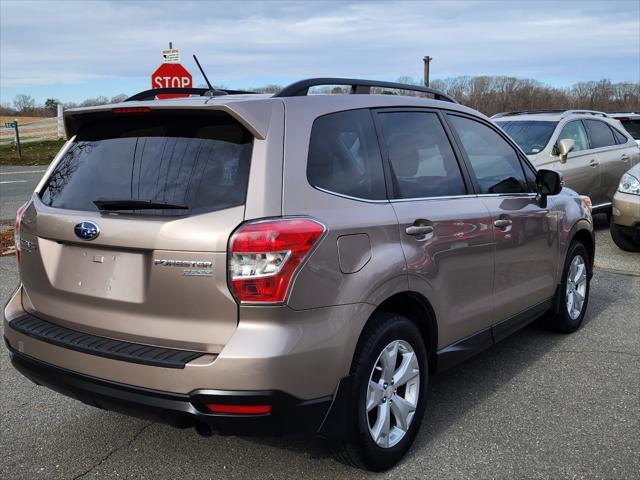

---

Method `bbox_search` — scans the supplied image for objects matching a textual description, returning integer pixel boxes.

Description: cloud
[1,0,638,102]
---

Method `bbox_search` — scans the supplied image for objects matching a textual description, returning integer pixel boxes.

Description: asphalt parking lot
[0,169,638,479]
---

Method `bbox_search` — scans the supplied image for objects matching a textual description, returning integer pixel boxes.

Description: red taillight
[206,404,272,415]
[229,218,326,303]
[14,202,27,263]
[112,107,151,115]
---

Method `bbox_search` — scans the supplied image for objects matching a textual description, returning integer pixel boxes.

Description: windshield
[619,119,640,140]
[40,111,253,216]
[496,121,557,155]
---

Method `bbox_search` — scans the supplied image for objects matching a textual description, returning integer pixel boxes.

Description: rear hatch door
[19,108,257,353]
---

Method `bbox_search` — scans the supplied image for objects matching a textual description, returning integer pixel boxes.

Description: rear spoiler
[63,100,276,140]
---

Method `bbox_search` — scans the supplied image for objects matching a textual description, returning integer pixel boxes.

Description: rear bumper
[7,343,332,436]
[4,285,372,400]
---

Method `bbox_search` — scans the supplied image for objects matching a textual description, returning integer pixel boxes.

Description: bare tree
[80,96,110,107]
[252,84,282,94]
[13,94,36,113]
[110,94,128,103]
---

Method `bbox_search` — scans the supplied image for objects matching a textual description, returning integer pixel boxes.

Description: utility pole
[423,56,432,87]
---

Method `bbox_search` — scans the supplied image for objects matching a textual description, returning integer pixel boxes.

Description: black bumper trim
[7,344,332,436]
[617,223,640,242]
[8,314,203,369]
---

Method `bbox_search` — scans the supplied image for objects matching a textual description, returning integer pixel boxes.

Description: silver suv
[494,110,639,214]
[5,79,594,471]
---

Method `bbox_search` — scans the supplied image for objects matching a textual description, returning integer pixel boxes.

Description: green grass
[0,139,66,166]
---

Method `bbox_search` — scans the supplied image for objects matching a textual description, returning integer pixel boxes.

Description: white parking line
[0,170,46,175]
[0,180,29,184]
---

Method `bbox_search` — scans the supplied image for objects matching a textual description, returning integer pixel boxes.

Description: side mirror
[557,138,575,163]
[536,169,563,208]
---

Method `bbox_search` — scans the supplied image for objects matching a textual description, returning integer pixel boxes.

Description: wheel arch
[373,291,439,374]
[570,227,595,272]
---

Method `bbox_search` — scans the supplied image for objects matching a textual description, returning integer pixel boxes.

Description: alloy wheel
[566,254,587,320]
[366,339,420,448]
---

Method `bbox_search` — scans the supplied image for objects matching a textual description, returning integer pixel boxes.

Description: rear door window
[378,111,466,198]
[447,114,530,194]
[584,119,616,149]
[307,109,386,200]
[40,111,253,216]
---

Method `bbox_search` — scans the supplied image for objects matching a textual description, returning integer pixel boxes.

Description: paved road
[0,165,46,221]
[0,166,639,478]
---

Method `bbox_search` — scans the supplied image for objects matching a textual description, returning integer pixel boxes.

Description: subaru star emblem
[74,221,100,241]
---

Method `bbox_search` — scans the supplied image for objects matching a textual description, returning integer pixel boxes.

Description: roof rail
[492,109,610,119]
[125,87,258,102]
[560,109,609,118]
[273,78,457,103]
[492,110,564,119]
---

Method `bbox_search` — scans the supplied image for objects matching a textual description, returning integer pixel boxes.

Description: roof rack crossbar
[273,78,457,103]
[125,87,258,102]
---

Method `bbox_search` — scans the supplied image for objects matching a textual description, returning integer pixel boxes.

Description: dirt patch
[1,223,16,256]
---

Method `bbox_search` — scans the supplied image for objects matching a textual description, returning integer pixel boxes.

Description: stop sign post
[151,63,192,99]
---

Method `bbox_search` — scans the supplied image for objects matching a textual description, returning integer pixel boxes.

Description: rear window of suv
[307,109,386,200]
[40,111,253,216]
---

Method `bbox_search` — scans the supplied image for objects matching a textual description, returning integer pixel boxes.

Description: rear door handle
[621,154,630,162]
[589,159,599,167]
[405,225,434,236]
[493,219,512,229]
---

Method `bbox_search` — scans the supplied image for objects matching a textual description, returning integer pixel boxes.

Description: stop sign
[151,63,192,99]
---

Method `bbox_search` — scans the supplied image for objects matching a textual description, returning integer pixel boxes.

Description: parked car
[5,79,595,471]
[610,163,640,251]
[494,110,640,214]
[609,112,640,145]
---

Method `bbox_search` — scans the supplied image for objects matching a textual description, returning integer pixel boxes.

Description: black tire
[610,222,640,252]
[546,242,591,333]
[329,312,428,471]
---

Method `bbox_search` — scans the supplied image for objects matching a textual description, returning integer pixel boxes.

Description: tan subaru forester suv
[4,79,595,471]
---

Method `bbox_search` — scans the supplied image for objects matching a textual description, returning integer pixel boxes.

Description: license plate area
[53,244,148,303]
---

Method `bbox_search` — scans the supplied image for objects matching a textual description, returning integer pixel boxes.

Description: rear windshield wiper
[93,199,188,211]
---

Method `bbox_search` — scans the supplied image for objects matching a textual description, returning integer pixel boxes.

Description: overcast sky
[1,0,639,104]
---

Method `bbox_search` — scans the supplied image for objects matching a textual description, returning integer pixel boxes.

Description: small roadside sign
[162,48,180,64]
[5,122,16,128]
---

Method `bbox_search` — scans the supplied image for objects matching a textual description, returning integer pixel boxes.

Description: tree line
[1,94,129,117]
[2,77,638,118]
[426,77,639,116]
